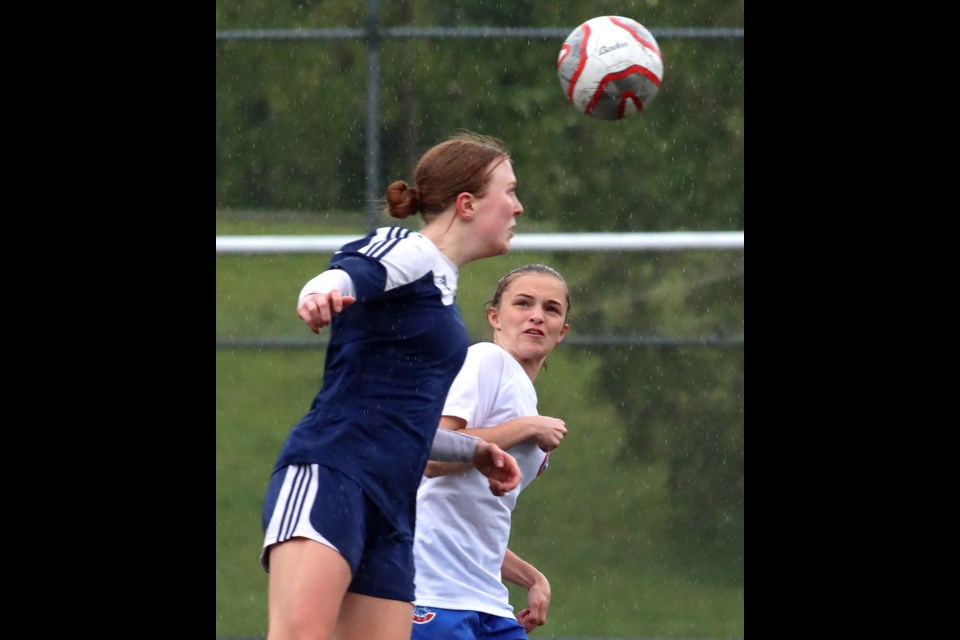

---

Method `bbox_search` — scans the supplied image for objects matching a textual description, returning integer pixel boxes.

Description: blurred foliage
[216,0,744,232]
[216,1,744,633]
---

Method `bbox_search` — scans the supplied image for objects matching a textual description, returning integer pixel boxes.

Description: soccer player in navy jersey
[261,132,525,640]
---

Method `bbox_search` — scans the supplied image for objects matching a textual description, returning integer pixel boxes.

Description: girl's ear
[487,306,500,331]
[456,192,475,221]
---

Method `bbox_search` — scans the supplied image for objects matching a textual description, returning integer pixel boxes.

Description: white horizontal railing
[216,232,744,254]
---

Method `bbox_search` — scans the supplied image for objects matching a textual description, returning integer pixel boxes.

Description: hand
[530,416,567,452]
[296,291,356,334]
[472,441,521,496]
[516,579,551,633]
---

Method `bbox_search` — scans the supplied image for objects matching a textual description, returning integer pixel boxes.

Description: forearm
[462,417,539,450]
[506,547,552,633]
[428,417,521,496]
[428,427,481,462]
[501,548,549,592]
[423,460,472,477]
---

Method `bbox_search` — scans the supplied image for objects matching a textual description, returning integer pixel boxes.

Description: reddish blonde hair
[384,131,510,223]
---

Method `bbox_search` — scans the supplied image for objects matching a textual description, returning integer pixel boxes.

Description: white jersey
[412,341,551,618]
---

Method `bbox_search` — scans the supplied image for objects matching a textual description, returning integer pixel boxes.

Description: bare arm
[502,548,551,633]
[462,415,567,452]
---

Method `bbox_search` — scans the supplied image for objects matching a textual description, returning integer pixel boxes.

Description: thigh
[268,537,352,640]
[337,592,413,640]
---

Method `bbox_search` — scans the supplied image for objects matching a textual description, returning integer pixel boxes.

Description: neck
[420,215,470,268]
[493,336,544,383]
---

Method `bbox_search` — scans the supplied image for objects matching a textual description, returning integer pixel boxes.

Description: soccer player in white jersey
[411,264,572,639]
[260,132,526,640]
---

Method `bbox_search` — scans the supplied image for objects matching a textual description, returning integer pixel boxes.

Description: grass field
[215,214,744,637]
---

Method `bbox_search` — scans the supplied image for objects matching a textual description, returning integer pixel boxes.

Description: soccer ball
[557,16,664,120]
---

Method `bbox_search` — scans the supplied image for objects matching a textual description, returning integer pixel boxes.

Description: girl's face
[470,159,523,258]
[488,272,569,365]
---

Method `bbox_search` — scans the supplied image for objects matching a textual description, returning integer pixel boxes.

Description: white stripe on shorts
[260,463,339,572]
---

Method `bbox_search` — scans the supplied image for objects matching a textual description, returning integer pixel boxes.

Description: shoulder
[464,342,512,372]
[336,228,453,294]
[363,228,444,271]
[337,226,425,259]
[468,341,506,359]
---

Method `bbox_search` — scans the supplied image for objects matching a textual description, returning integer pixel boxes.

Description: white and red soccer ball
[557,16,664,120]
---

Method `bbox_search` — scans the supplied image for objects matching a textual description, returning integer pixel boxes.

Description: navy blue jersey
[272,227,469,536]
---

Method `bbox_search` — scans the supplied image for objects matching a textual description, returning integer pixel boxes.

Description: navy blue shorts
[411,606,527,640]
[261,463,415,602]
